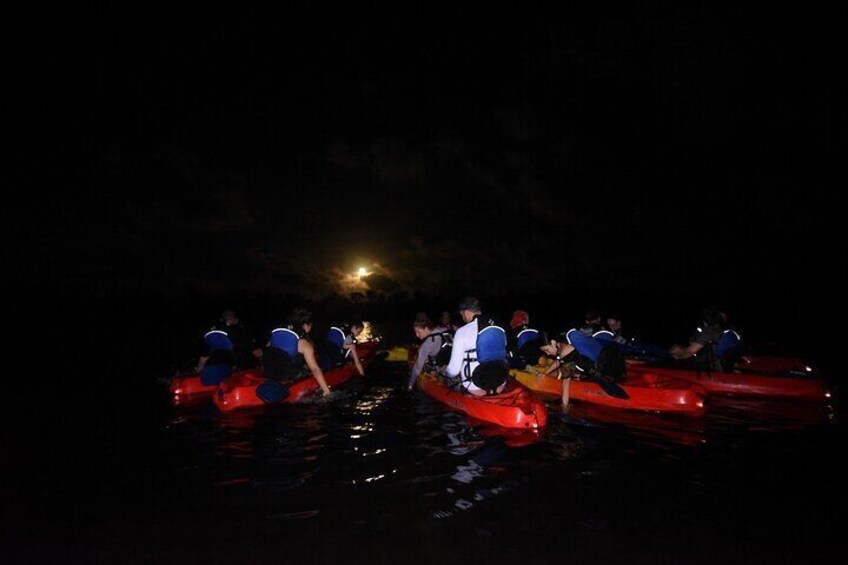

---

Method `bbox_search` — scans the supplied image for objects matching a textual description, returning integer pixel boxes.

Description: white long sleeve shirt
[445,318,479,379]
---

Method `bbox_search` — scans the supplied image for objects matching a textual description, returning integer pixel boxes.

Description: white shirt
[446,318,479,379]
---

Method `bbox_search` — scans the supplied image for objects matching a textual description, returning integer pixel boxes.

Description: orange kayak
[417,372,547,430]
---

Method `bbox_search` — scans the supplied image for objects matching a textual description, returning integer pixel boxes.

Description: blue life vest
[516,328,540,351]
[326,326,346,349]
[464,317,509,394]
[204,330,234,352]
[715,329,742,359]
[270,327,300,358]
[200,363,232,386]
[476,322,507,363]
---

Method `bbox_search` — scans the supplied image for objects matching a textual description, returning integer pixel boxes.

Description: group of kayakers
[189,298,742,405]
[195,308,366,397]
[409,297,743,400]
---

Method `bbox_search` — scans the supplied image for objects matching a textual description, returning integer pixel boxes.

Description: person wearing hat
[508,310,543,369]
[444,296,509,396]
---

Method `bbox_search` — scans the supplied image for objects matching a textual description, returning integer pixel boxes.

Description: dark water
[4,355,845,564]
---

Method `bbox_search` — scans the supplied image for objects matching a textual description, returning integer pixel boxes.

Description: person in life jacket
[594,314,671,361]
[218,309,263,369]
[408,317,453,390]
[593,314,629,345]
[669,306,743,372]
[578,310,603,336]
[444,296,509,396]
[262,307,332,396]
[318,321,366,376]
[508,310,543,369]
[195,324,236,386]
[542,328,626,385]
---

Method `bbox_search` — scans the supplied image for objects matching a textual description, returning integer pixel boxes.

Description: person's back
[264,308,332,396]
[219,310,261,369]
[444,297,509,396]
[508,310,543,369]
[263,323,304,382]
[318,321,366,375]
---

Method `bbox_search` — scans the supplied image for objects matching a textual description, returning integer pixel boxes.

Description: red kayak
[512,368,706,416]
[738,355,815,375]
[214,342,381,412]
[170,340,380,405]
[626,363,828,400]
[170,373,218,398]
[417,372,548,430]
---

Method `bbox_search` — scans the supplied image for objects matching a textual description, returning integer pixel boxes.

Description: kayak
[384,346,410,362]
[625,362,828,400]
[468,418,544,447]
[169,340,379,404]
[738,355,815,375]
[417,372,548,430]
[170,363,236,402]
[170,373,219,398]
[512,368,706,416]
[213,341,382,412]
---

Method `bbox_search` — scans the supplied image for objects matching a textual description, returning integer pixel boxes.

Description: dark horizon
[7,7,845,372]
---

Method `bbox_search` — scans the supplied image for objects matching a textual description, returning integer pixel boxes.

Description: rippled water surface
[4,357,845,564]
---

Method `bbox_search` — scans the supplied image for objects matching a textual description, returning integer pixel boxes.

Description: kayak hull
[512,368,706,416]
[417,372,548,429]
[626,363,827,400]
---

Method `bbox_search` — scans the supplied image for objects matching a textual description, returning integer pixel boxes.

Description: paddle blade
[596,379,630,399]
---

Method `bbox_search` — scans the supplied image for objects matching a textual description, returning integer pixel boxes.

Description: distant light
[357,267,367,277]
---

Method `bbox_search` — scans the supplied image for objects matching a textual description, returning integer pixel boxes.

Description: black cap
[457,296,481,312]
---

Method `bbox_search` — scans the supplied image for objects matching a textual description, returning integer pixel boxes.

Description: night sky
[9,6,845,323]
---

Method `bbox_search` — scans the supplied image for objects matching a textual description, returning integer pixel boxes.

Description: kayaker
[408,318,452,390]
[318,320,366,376]
[439,310,459,333]
[669,306,743,372]
[578,310,603,336]
[195,324,236,382]
[218,309,263,369]
[594,314,628,345]
[508,310,543,369]
[541,328,626,387]
[263,308,332,396]
[444,296,509,396]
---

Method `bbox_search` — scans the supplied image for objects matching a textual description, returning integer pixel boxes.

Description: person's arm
[409,338,435,388]
[544,343,575,375]
[196,355,209,373]
[444,328,467,378]
[301,339,331,396]
[669,342,704,360]
[348,344,365,376]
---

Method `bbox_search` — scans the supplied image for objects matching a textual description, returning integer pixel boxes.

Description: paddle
[593,376,630,400]
[530,365,629,399]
